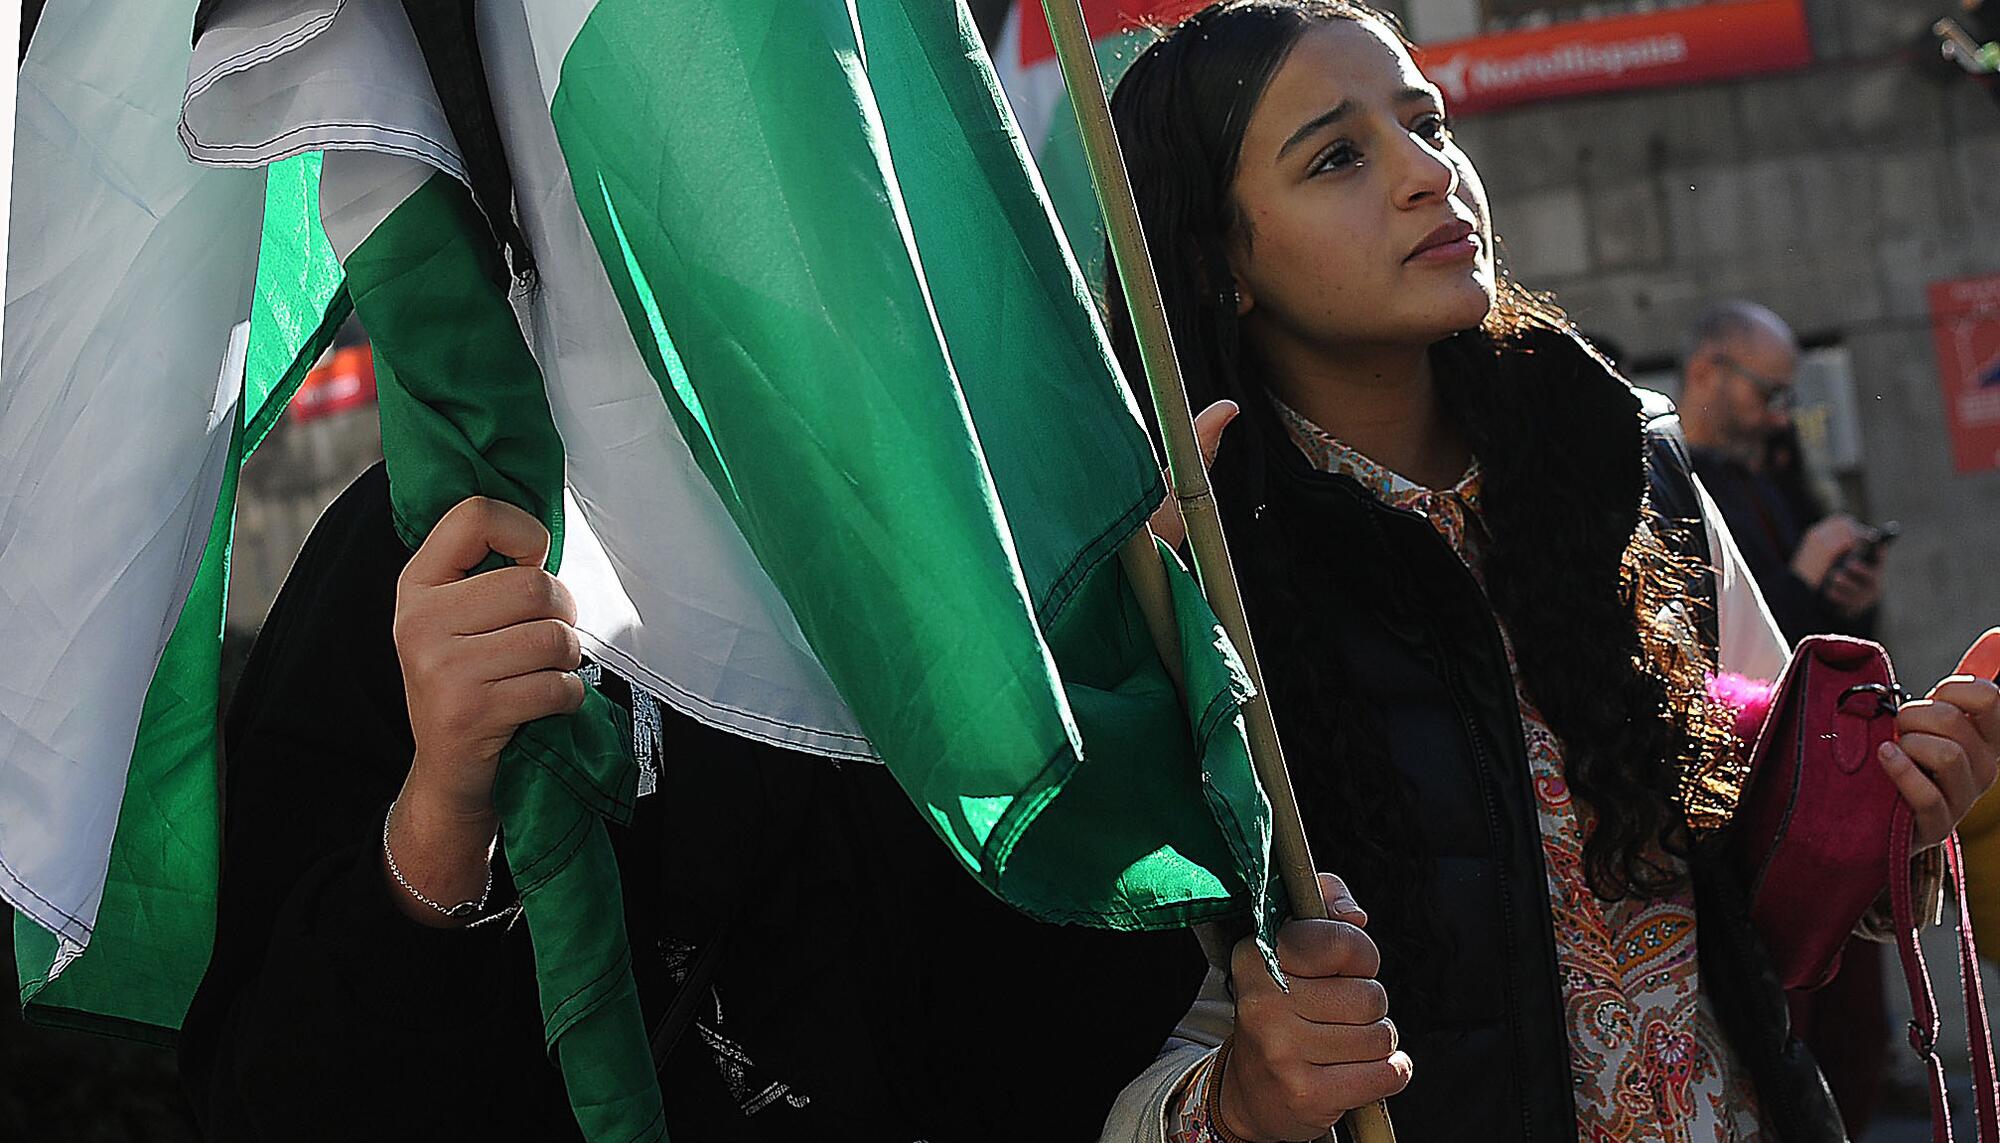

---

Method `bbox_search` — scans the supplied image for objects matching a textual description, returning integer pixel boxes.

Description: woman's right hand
[1217,874,1413,1141]
[385,496,586,925]
[1149,400,1239,550]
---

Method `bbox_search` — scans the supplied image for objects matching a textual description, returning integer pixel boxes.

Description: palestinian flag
[2,0,341,1038]
[3,1,1275,1139]
[994,0,1205,283]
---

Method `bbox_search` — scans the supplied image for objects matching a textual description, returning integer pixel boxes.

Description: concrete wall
[1449,0,2000,682]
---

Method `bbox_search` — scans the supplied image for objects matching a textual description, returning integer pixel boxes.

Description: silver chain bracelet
[381,800,503,924]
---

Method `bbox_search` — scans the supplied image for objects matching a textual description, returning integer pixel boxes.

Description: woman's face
[1224,18,1496,353]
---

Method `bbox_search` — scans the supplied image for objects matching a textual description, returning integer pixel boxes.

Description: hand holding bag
[1732,632,2000,1143]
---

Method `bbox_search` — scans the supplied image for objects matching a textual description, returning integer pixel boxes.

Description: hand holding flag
[388,497,587,927]
[1148,400,1240,551]
[1219,873,1412,1141]
[395,495,587,815]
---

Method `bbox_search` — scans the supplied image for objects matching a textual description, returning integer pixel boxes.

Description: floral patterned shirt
[1218,400,1769,1142]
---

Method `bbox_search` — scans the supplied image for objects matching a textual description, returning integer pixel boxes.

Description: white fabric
[0,0,17,348]
[508,0,592,97]
[187,0,872,760]
[1695,471,1792,683]
[0,0,264,943]
[317,146,436,259]
[181,0,465,181]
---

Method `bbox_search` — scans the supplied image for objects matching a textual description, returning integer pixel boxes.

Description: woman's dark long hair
[1104,0,1732,1004]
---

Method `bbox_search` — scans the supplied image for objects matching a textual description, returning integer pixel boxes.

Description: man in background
[1679,300,1886,643]
[1678,299,1892,1137]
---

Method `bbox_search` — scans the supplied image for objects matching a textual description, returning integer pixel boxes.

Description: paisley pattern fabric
[1272,398,1767,1143]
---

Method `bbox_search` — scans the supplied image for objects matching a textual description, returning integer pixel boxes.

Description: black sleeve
[178,463,578,1143]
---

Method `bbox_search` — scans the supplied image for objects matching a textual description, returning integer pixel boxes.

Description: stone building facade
[1416,0,2000,681]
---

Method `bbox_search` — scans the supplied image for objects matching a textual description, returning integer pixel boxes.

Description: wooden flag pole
[1037,4,1397,1142]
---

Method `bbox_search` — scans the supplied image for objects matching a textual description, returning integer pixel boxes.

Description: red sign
[1418,0,1812,116]
[291,343,377,424]
[1928,275,2000,476]
[1016,0,1207,68]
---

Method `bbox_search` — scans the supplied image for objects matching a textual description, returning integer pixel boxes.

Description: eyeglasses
[1713,353,1796,413]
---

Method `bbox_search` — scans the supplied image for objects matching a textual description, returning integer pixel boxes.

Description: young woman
[1093,3,2000,1141]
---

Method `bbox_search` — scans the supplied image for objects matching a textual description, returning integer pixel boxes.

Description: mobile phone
[1856,522,1901,564]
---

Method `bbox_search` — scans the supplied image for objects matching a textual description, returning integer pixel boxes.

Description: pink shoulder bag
[1732,633,2000,1143]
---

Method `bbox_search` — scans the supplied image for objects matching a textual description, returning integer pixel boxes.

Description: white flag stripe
[182,0,466,182]
[509,0,593,104]
[317,145,438,259]
[0,0,264,942]
[0,0,19,351]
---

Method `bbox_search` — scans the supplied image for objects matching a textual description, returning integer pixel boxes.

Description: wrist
[382,786,499,929]
[1210,1038,1262,1143]
[402,751,501,835]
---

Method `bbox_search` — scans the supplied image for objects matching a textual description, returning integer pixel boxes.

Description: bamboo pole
[1036,4,1397,1142]
[1119,529,1187,697]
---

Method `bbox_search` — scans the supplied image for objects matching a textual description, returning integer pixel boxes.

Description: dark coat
[1208,329,1845,1143]
[178,462,1206,1143]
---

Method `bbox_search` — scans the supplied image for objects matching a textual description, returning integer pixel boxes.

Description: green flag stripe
[340,169,566,562]
[245,152,352,452]
[336,162,663,1142]
[555,0,1098,881]
[545,0,1264,930]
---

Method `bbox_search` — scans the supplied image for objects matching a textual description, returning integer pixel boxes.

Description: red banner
[1417,0,1812,116]
[290,343,377,424]
[1928,275,2000,476]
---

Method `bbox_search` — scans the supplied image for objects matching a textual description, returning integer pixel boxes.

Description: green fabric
[339,169,664,1141]
[15,154,349,1041]
[223,9,1275,1140]
[342,171,565,563]
[495,692,660,1141]
[245,152,351,452]
[551,0,1270,930]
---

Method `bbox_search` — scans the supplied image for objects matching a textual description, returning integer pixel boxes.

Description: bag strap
[1951,835,2000,1143]
[1891,802,2000,1143]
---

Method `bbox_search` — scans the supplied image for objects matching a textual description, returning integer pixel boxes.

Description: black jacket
[1207,329,1844,1143]
[1686,448,1874,645]
[178,462,1206,1142]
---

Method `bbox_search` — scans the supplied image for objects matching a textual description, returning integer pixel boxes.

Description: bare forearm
[383,770,501,928]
